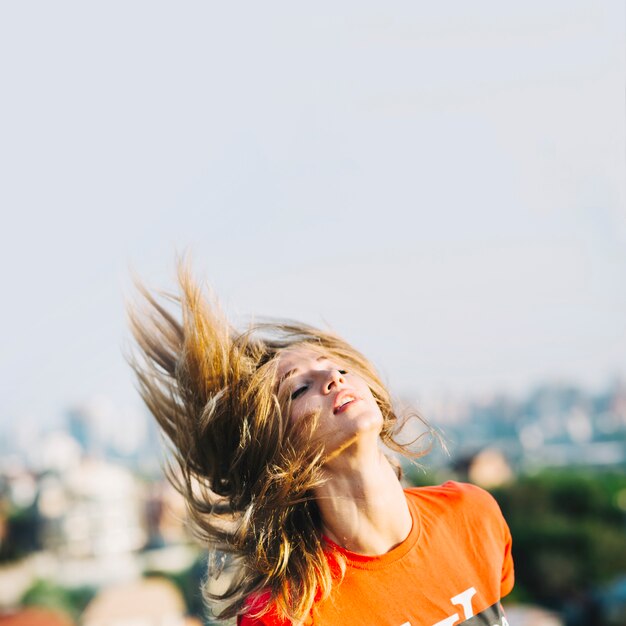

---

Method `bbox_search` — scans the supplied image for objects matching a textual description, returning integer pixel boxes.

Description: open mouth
[334,395,359,414]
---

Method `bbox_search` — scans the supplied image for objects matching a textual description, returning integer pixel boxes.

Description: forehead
[275,346,331,379]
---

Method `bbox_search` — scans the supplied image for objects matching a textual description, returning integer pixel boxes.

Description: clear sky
[1,1,624,431]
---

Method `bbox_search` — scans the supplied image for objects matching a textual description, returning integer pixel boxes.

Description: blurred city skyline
[1,1,624,430]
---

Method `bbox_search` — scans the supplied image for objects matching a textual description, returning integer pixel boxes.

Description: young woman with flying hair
[128,264,514,626]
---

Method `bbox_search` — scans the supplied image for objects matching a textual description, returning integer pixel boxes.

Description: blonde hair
[127,264,432,623]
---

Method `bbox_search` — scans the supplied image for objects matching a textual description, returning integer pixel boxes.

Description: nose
[323,369,345,393]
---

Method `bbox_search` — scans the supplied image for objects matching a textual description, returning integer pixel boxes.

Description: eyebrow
[278,355,328,386]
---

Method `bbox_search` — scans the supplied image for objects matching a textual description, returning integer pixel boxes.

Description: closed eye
[291,385,308,400]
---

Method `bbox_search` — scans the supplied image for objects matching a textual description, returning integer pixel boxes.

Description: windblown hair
[127,264,432,624]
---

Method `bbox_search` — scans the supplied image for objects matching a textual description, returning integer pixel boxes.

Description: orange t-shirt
[239,481,514,626]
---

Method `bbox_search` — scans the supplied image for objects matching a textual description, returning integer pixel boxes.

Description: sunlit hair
[127,263,433,624]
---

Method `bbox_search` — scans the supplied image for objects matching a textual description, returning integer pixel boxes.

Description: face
[275,346,384,460]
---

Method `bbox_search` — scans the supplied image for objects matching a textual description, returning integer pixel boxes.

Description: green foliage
[20,579,96,621]
[490,469,626,607]
[402,464,449,488]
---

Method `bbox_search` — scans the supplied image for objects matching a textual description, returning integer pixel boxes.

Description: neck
[313,448,412,555]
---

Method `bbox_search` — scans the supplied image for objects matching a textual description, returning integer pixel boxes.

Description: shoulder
[404,481,504,518]
[406,481,514,596]
[405,479,491,500]
[406,481,511,549]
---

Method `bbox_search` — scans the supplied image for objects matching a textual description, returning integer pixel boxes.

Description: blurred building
[410,378,626,472]
[38,459,146,558]
[145,481,189,548]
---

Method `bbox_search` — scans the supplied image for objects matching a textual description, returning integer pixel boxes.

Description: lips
[333,389,360,414]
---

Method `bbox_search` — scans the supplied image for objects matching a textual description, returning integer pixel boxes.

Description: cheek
[289,401,317,426]
[289,405,303,424]
[358,383,378,407]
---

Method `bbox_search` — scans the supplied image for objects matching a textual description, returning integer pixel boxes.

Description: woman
[128,265,514,626]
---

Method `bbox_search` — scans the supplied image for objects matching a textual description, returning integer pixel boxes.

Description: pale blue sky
[1,1,624,429]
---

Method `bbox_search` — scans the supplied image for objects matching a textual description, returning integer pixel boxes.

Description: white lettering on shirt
[451,587,477,619]
[398,587,508,626]
[430,586,477,626]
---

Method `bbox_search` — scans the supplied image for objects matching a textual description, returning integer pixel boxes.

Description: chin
[338,415,384,447]
[352,409,384,433]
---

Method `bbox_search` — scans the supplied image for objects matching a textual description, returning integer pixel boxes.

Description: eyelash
[290,369,348,400]
[290,387,307,400]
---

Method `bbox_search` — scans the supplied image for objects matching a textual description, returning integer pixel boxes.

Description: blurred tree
[491,469,626,623]
[20,579,95,622]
